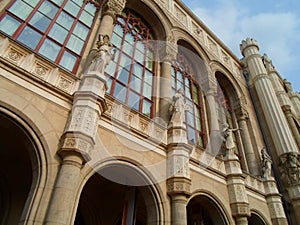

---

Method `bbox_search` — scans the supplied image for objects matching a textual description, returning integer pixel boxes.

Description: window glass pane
[72,0,83,6]
[9,1,33,20]
[79,10,93,27]
[136,41,145,53]
[134,50,144,63]
[119,54,132,68]
[113,82,126,103]
[67,34,84,54]
[17,26,42,49]
[114,24,123,37]
[117,67,129,84]
[39,38,61,61]
[133,64,143,79]
[50,0,64,6]
[144,70,153,84]
[177,72,183,83]
[187,127,196,144]
[198,133,203,147]
[29,12,51,32]
[142,100,151,116]
[123,42,133,56]
[56,11,74,29]
[0,15,21,35]
[59,51,76,71]
[143,83,152,99]
[49,23,68,44]
[39,0,58,19]
[187,112,195,126]
[84,3,97,16]
[105,60,117,76]
[111,33,122,48]
[25,0,39,7]
[73,22,89,40]
[64,0,80,16]
[128,91,140,111]
[131,75,142,93]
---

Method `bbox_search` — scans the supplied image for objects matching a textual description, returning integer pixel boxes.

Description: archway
[248,212,267,225]
[0,111,37,224]
[187,195,227,225]
[74,163,161,225]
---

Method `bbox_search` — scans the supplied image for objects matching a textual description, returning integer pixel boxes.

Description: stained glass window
[171,53,206,147]
[0,0,102,74]
[105,10,155,117]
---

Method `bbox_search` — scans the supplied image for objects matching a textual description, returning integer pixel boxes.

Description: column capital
[281,104,292,115]
[158,39,178,63]
[234,104,249,121]
[102,0,126,20]
[167,177,191,197]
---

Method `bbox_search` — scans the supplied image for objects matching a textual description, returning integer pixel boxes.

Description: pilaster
[235,104,259,175]
[45,36,114,225]
[158,34,178,124]
[224,150,250,223]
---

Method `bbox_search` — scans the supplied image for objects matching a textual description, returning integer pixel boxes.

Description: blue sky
[182,0,300,92]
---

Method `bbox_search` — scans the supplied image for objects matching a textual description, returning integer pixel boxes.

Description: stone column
[235,105,259,175]
[240,38,298,156]
[45,37,114,225]
[98,0,126,37]
[224,148,250,224]
[290,92,300,119]
[282,105,300,148]
[263,177,288,225]
[167,90,192,225]
[158,35,177,124]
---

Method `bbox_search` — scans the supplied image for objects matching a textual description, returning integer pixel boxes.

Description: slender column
[240,38,298,156]
[167,90,192,225]
[98,0,126,37]
[45,37,114,225]
[235,106,259,175]
[158,36,177,124]
[282,105,300,148]
[290,92,300,119]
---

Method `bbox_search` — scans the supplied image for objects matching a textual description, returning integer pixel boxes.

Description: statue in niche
[261,147,272,178]
[221,123,241,155]
[86,34,115,75]
[169,89,190,126]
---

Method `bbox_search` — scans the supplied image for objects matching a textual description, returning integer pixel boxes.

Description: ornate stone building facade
[0,0,299,225]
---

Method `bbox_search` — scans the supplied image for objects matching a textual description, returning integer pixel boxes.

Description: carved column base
[167,125,188,144]
[59,132,94,163]
[167,177,191,197]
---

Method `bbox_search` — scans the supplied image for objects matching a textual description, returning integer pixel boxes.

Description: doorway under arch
[187,195,228,225]
[0,111,38,224]
[74,163,161,225]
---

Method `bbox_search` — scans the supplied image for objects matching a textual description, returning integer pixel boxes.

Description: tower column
[282,105,300,148]
[235,106,259,175]
[240,38,298,156]
[45,37,114,225]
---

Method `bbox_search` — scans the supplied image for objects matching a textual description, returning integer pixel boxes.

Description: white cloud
[190,0,300,91]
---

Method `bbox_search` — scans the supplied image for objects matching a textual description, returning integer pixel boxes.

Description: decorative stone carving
[167,177,191,196]
[102,0,126,18]
[261,147,273,178]
[221,123,241,155]
[262,53,275,72]
[7,48,22,62]
[86,34,115,75]
[57,76,73,92]
[279,152,300,185]
[169,89,190,127]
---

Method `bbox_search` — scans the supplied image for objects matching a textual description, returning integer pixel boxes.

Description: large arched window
[0,0,101,73]
[216,84,239,154]
[171,53,205,147]
[105,10,155,117]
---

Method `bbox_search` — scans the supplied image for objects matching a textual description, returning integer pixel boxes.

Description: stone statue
[86,34,115,75]
[279,152,300,185]
[261,147,272,178]
[262,53,275,71]
[221,123,240,151]
[169,89,190,126]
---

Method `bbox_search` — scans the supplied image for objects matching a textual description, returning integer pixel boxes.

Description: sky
[181,0,300,92]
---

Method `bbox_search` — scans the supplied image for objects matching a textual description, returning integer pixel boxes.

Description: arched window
[0,0,101,73]
[105,10,155,117]
[171,53,205,147]
[216,85,239,154]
